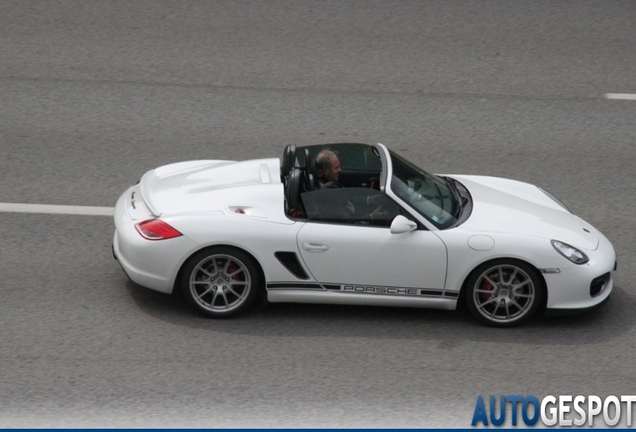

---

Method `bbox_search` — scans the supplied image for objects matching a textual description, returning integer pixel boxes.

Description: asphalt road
[1,0,635,427]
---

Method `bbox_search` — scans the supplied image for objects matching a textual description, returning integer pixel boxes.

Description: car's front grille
[590,272,611,298]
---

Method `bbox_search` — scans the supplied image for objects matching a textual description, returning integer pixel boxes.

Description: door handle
[302,242,329,252]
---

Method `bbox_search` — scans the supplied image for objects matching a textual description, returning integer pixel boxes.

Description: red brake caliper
[226,263,243,283]
[479,272,497,302]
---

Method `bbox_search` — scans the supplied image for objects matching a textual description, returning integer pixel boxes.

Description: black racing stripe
[268,282,450,297]
[419,289,444,297]
[267,282,323,290]
[337,285,443,296]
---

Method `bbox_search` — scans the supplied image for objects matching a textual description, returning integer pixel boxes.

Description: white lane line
[0,203,114,216]
[605,93,636,100]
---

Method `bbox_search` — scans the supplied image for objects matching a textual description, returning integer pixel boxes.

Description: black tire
[180,246,261,318]
[465,259,543,327]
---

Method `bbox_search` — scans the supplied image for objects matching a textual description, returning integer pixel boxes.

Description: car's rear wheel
[180,247,260,318]
[465,259,543,327]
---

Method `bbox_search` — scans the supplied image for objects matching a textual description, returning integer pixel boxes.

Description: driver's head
[315,150,341,182]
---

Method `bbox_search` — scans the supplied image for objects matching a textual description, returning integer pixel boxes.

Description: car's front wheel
[180,247,261,318]
[465,259,543,327]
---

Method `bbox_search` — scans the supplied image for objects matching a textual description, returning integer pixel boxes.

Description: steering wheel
[367,177,380,189]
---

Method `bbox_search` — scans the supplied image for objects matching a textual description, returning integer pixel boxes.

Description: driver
[313,149,390,224]
[314,149,343,189]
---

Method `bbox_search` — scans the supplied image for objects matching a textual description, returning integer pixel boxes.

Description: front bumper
[545,294,611,317]
[543,232,616,312]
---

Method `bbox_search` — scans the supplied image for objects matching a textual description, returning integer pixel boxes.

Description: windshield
[389,151,459,229]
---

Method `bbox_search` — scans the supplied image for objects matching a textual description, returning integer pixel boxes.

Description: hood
[139,158,285,218]
[451,175,599,251]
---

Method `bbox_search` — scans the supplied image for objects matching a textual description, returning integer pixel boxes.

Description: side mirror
[390,215,417,234]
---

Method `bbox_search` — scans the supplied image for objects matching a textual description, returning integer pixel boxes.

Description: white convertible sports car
[113,142,616,327]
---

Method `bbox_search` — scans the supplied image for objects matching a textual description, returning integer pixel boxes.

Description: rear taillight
[135,219,182,240]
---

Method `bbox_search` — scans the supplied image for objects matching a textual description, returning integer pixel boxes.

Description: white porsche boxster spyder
[112,143,616,327]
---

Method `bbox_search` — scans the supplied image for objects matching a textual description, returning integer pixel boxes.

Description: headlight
[539,187,570,212]
[551,240,589,264]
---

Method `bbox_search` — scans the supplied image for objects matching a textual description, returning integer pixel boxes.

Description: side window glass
[301,188,402,227]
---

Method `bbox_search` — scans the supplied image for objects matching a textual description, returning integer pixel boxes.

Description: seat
[302,148,315,192]
[285,167,303,217]
[281,144,296,181]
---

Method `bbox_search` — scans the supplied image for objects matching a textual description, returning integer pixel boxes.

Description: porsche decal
[267,282,458,298]
[343,285,419,295]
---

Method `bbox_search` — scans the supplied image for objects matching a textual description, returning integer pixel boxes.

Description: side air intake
[274,252,310,280]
